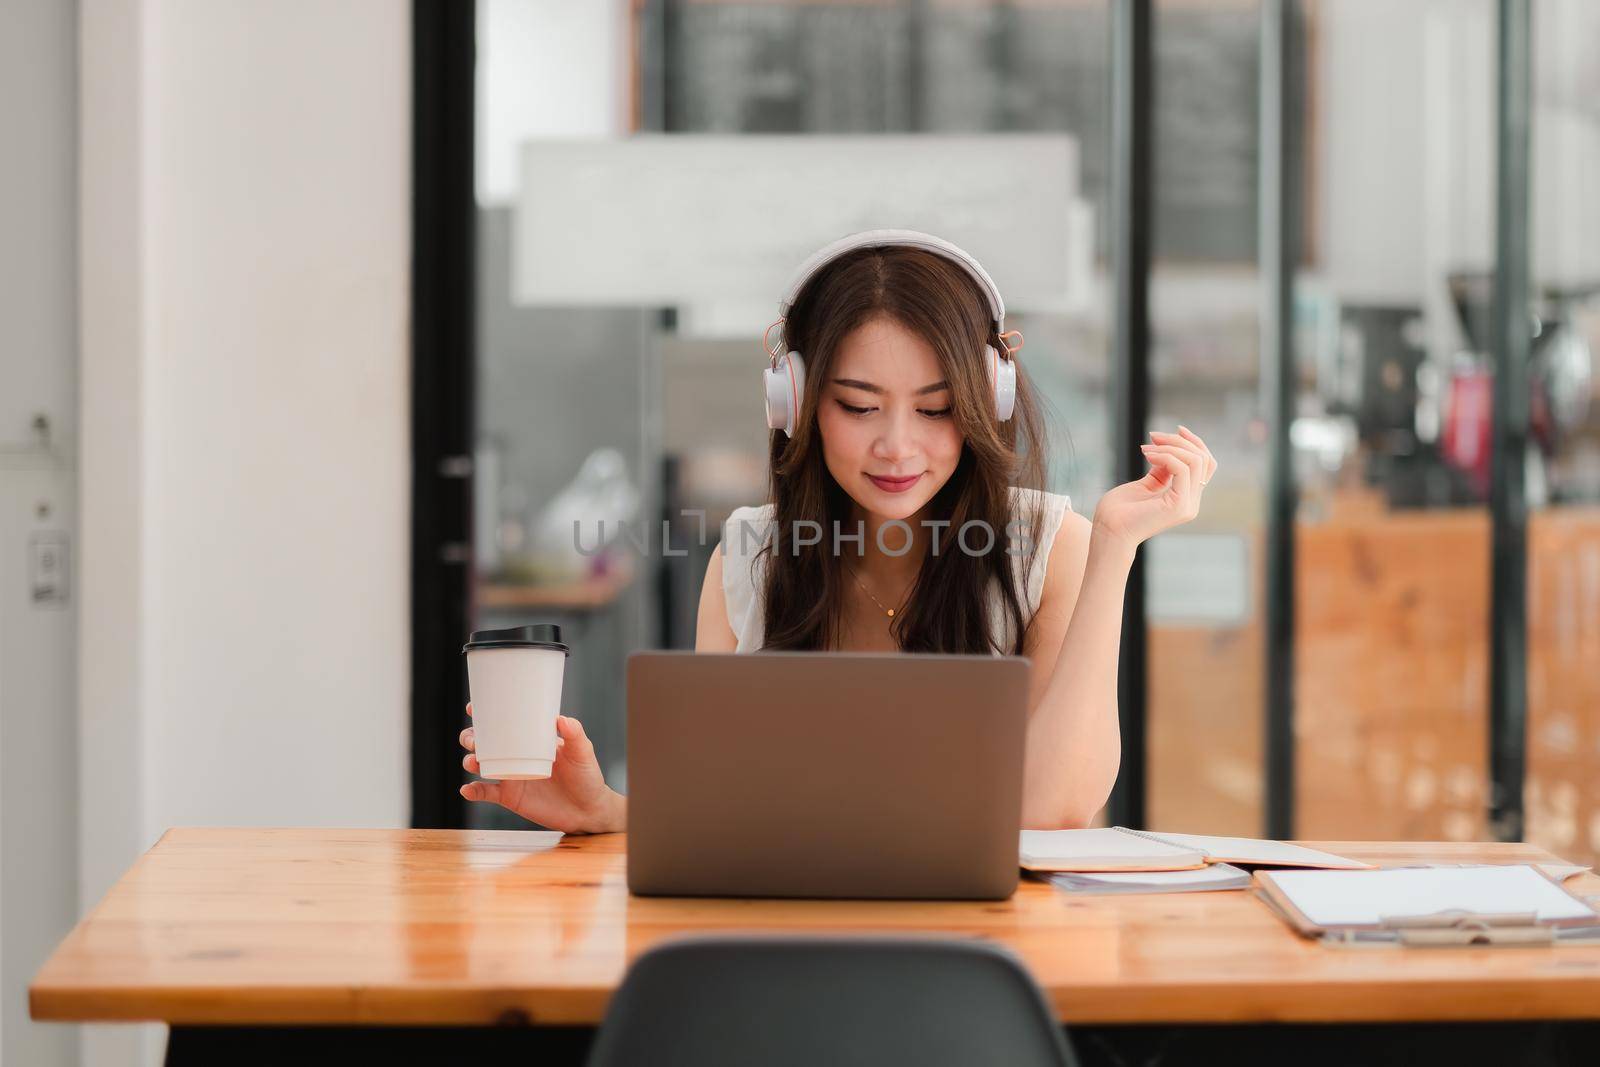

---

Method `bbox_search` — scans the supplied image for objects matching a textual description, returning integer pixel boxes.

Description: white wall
[79,1,411,1063]
[1313,0,1432,305]
[1312,0,1600,307]
[1,2,81,1065]
[1530,0,1600,289]
[476,0,630,205]
[1309,0,1496,331]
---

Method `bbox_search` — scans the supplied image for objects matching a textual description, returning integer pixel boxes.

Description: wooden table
[476,569,634,611]
[30,830,1600,1064]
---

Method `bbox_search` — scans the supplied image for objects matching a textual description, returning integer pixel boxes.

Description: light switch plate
[29,531,70,605]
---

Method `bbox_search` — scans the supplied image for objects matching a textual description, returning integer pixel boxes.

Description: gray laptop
[625,651,1031,900]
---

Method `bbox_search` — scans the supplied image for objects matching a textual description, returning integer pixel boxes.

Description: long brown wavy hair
[758,244,1050,654]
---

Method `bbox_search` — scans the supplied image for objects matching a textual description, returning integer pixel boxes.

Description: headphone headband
[777,229,1006,331]
[764,229,1018,436]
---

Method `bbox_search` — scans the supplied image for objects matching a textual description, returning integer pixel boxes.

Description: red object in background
[1529,371,1555,453]
[1441,368,1492,497]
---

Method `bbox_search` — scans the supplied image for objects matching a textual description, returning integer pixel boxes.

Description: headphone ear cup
[763,350,808,437]
[987,344,1017,422]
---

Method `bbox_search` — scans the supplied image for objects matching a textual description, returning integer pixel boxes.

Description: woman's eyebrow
[832,377,950,395]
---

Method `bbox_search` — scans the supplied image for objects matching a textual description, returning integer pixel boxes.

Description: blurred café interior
[3,2,1600,1061]
[3,2,1600,1062]
[453,0,1600,868]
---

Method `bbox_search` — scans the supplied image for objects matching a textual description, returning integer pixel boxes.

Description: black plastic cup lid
[462,624,570,655]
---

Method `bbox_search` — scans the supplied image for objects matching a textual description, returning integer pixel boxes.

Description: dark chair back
[585,934,1079,1067]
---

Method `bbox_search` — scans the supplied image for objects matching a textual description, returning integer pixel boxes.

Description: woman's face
[816,314,965,521]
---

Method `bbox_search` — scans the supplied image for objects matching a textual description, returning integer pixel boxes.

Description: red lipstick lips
[868,473,922,493]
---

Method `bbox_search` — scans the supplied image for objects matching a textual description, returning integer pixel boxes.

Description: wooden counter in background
[28,828,1600,1028]
[1296,506,1600,863]
[1146,503,1600,869]
[476,568,634,611]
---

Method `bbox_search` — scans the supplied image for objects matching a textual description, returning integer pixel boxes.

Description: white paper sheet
[1263,864,1598,927]
[1129,829,1369,869]
[1066,864,1249,887]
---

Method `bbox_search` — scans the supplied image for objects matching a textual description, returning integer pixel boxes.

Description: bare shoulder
[702,540,725,584]
[695,542,738,651]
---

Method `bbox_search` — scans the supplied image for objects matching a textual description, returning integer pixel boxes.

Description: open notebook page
[1019,828,1206,871]
[1124,829,1372,870]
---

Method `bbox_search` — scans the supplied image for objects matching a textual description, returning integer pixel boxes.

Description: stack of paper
[1043,863,1251,896]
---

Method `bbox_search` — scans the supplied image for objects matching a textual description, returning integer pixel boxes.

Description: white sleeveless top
[719,486,1074,653]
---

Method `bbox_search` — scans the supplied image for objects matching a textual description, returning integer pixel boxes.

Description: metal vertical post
[1260,0,1303,841]
[410,0,478,829]
[1108,0,1153,829]
[1488,0,1531,843]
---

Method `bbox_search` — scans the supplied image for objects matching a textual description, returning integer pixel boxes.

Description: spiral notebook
[1018,827,1374,873]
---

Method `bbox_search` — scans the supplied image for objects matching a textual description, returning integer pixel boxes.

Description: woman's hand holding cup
[459,704,627,834]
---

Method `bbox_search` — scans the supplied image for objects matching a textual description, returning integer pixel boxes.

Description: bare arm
[1019,427,1217,829]
[1019,510,1126,829]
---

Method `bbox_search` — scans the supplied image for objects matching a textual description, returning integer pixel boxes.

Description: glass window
[471,0,1113,825]
[1146,0,1265,835]
[1291,0,1495,844]
[1526,0,1600,868]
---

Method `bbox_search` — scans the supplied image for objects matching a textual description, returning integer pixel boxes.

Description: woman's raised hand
[1091,425,1218,552]
[459,704,627,834]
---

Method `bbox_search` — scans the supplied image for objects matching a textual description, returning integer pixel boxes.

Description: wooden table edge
[27,832,1600,1027]
[32,975,1600,1027]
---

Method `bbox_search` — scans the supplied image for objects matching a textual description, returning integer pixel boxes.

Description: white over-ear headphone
[763,229,1022,438]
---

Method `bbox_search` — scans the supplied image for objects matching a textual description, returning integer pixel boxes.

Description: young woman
[459,231,1216,834]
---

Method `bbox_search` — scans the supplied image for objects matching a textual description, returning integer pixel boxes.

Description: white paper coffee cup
[462,624,570,780]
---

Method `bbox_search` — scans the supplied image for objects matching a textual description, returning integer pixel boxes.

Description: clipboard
[1254,864,1600,948]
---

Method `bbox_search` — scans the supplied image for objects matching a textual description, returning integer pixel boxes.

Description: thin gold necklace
[847,565,912,619]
